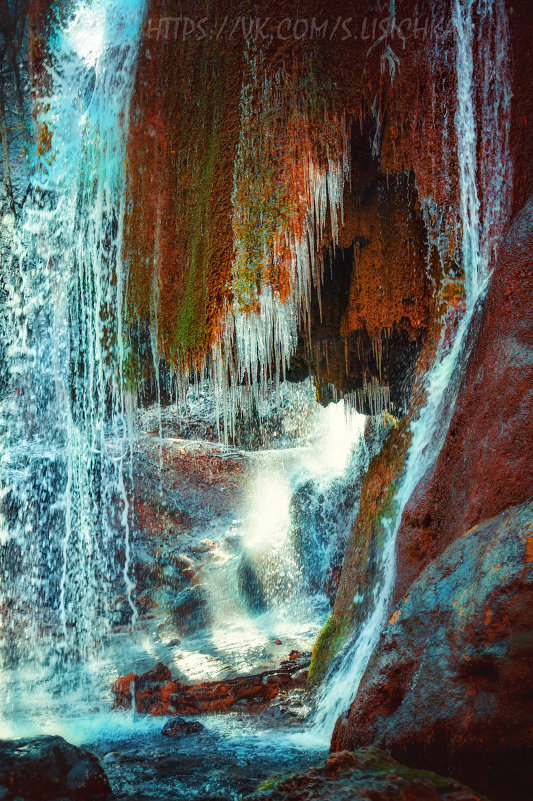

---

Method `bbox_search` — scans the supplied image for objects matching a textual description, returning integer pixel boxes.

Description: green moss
[308,613,352,687]
[231,83,297,309]
[308,418,412,685]
[372,478,399,529]
[171,65,220,356]
[255,773,289,792]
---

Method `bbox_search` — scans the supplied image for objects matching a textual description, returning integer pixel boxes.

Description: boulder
[0,735,110,800]
[332,502,533,801]
[243,748,491,800]
[161,717,205,737]
[170,585,209,633]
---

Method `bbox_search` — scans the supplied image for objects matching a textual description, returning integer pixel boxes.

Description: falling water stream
[0,0,513,797]
[0,0,145,705]
[308,0,512,742]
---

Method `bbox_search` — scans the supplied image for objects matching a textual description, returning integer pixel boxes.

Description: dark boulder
[170,584,209,633]
[161,717,205,737]
[237,556,267,613]
[0,735,110,800]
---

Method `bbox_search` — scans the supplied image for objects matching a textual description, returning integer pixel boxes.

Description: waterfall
[178,393,369,679]
[0,0,145,673]
[310,0,512,741]
[0,0,514,765]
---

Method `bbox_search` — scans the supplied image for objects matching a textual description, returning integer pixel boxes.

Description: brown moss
[120,0,470,383]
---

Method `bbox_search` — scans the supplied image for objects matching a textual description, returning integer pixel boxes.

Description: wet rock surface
[0,735,110,800]
[243,748,491,801]
[92,723,322,801]
[332,502,533,801]
[395,196,533,601]
[323,197,533,801]
[112,655,311,716]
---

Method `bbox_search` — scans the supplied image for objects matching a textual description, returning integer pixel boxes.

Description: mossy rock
[308,613,352,688]
[243,748,493,800]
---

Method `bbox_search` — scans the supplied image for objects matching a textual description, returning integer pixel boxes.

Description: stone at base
[243,748,491,800]
[161,717,205,736]
[0,735,110,800]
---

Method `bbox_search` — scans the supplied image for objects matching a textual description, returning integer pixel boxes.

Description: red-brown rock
[243,748,492,801]
[112,656,310,716]
[394,195,533,604]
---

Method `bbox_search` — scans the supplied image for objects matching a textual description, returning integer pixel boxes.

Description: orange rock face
[112,658,309,716]
[394,194,533,603]
[122,0,462,388]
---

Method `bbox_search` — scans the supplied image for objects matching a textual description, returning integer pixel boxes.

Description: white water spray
[0,0,145,670]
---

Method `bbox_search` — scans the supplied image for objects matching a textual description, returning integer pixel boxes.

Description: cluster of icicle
[205,63,350,440]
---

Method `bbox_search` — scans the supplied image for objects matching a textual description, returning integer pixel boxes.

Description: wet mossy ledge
[308,414,411,686]
[308,612,352,688]
[27,0,531,417]
[27,0,472,419]
[243,748,493,800]
[307,302,449,686]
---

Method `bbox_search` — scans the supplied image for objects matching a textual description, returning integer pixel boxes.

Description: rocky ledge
[0,735,110,801]
[243,748,491,801]
[112,653,310,716]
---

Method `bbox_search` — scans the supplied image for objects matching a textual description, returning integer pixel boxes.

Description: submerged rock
[0,735,110,800]
[244,748,491,800]
[161,717,205,736]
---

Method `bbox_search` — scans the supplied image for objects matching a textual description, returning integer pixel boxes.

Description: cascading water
[0,0,517,797]
[309,0,512,741]
[0,0,145,686]
[189,398,368,673]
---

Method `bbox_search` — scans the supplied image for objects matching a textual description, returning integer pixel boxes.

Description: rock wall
[332,502,533,801]
[312,5,533,794]
[329,194,533,799]
[394,196,533,602]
